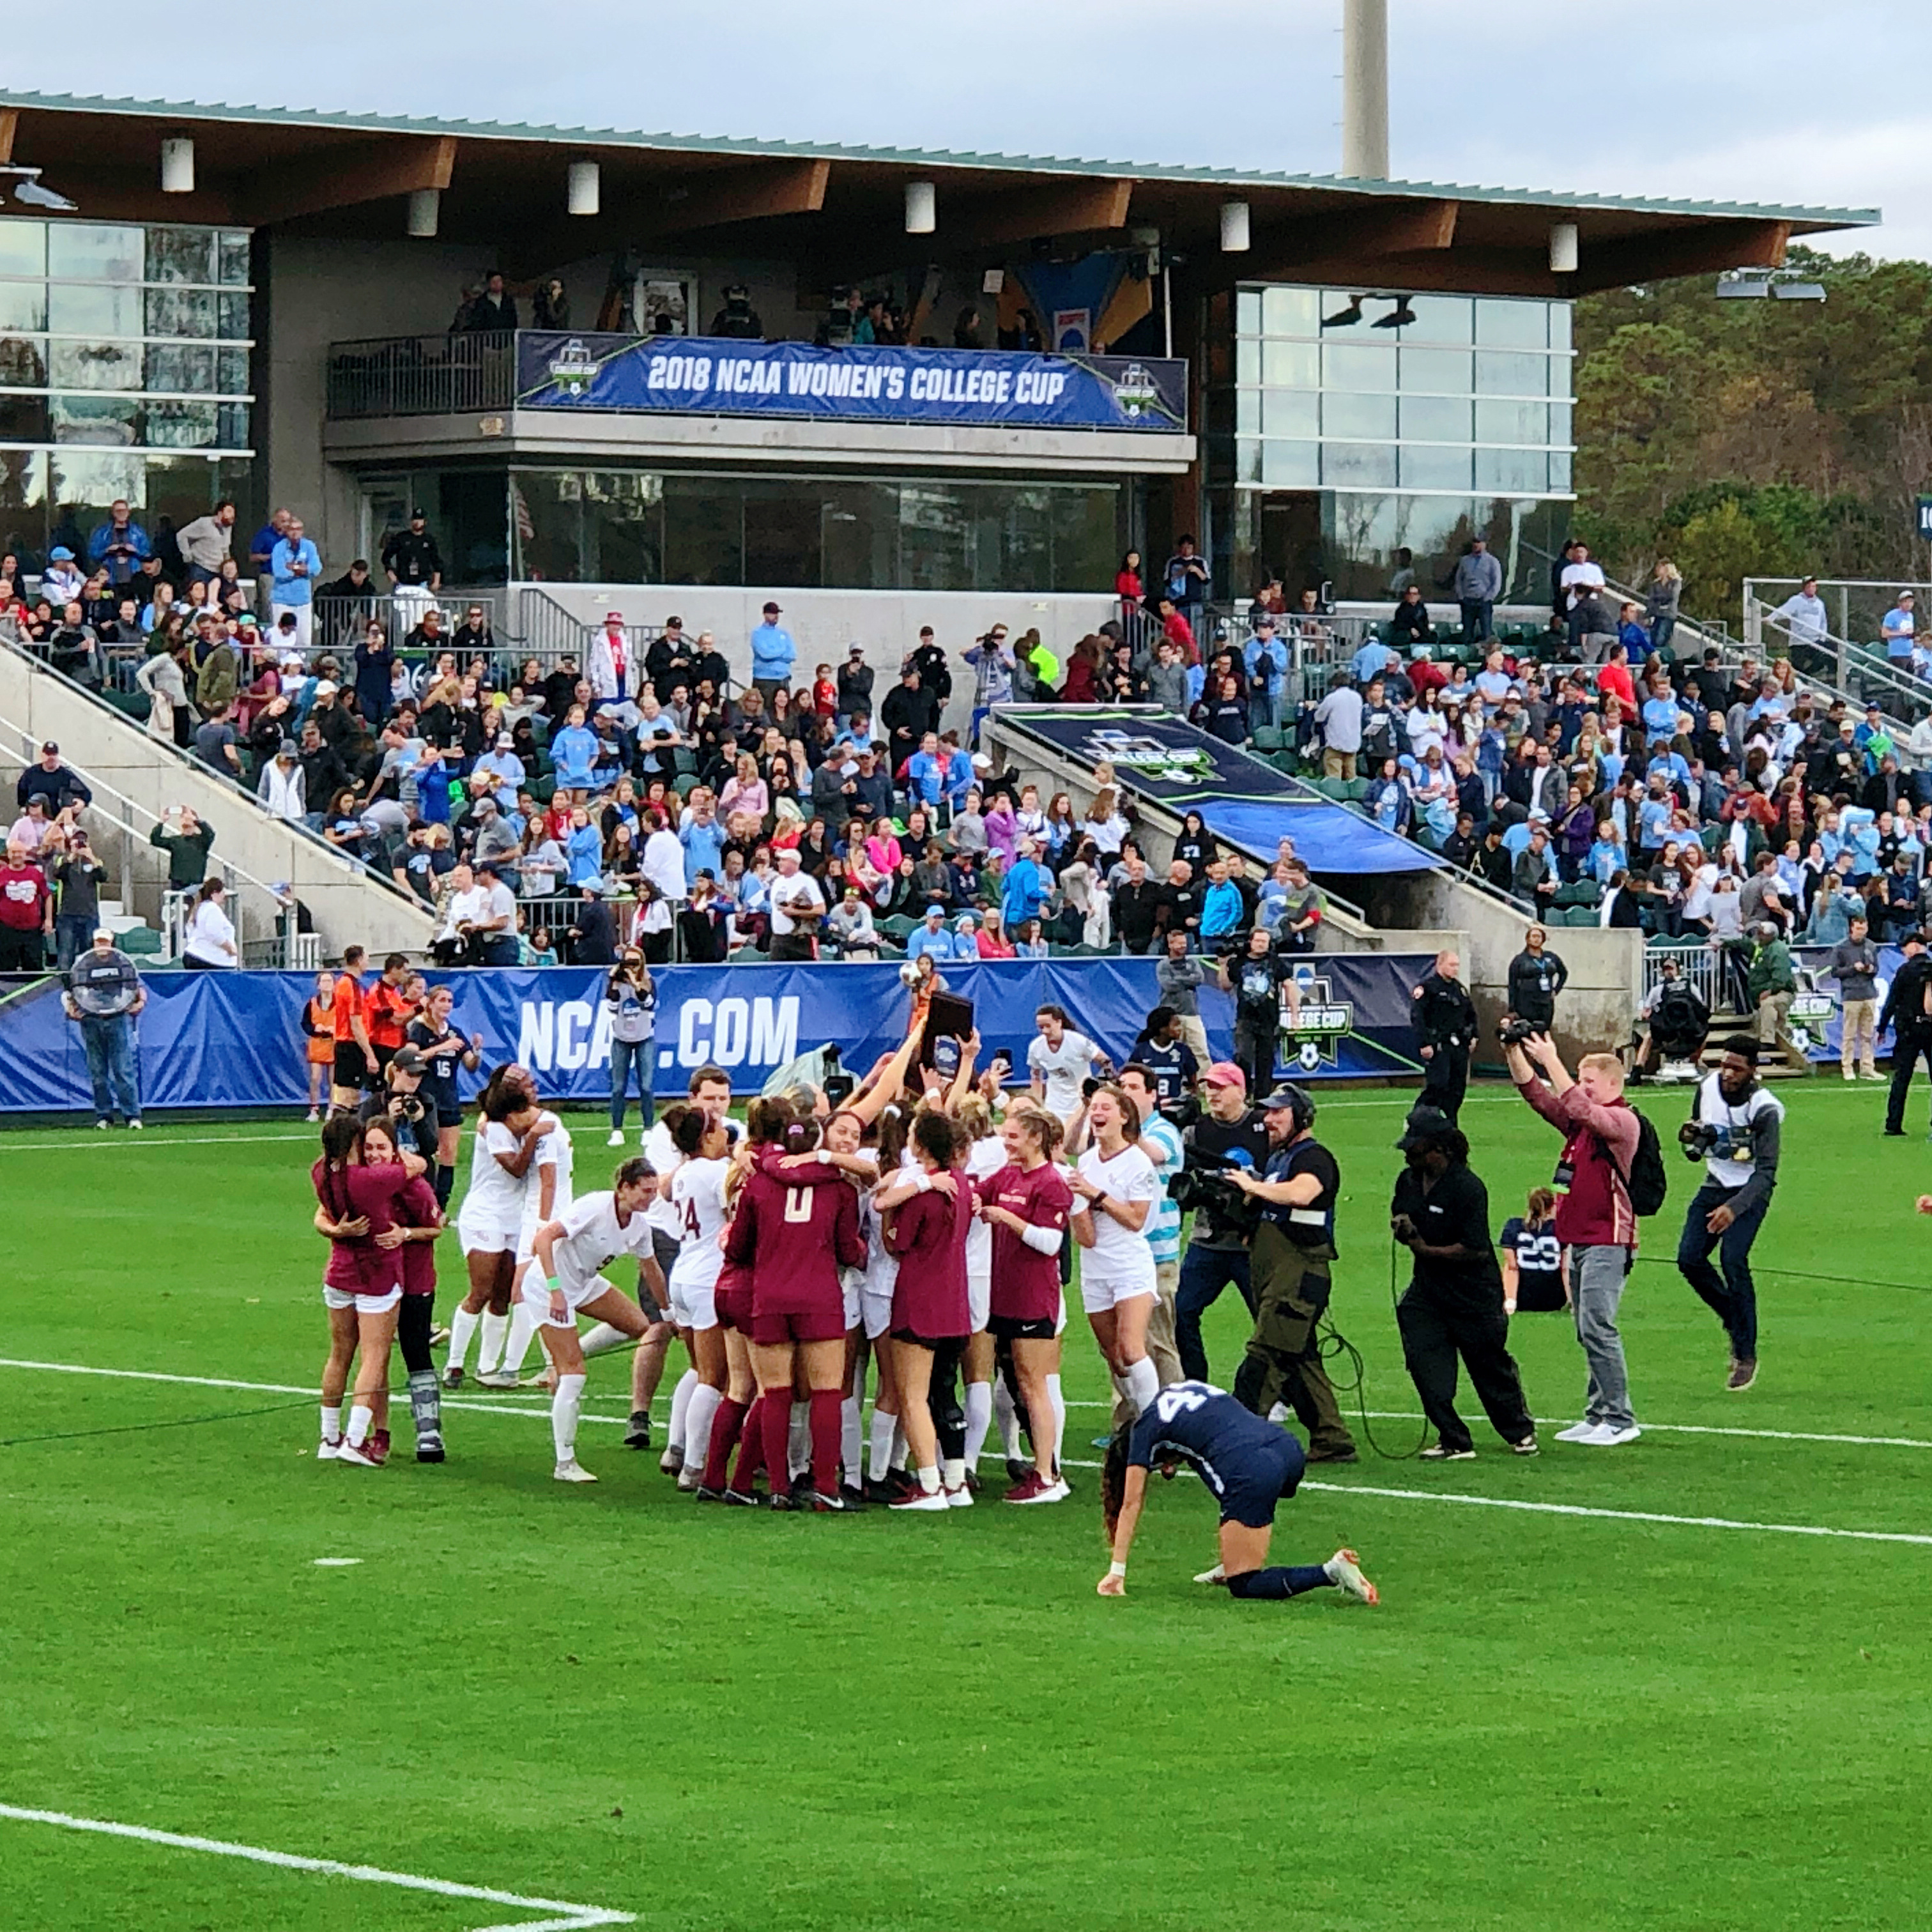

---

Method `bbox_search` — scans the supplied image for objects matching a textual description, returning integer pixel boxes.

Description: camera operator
[1673,1034,1783,1392]
[1411,947,1477,1124]
[1505,1031,1642,1447]
[1632,955,1708,1084]
[1220,1082,1358,1462]
[357,1043,441,1164]
[1390,1106,1538,1460]
[1172,1064,1271,1383]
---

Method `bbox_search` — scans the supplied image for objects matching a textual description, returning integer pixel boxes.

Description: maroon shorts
[716,1280,753,1331]
[749,1304,847,1347]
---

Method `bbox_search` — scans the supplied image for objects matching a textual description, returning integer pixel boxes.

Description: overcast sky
[6,0,1927,259]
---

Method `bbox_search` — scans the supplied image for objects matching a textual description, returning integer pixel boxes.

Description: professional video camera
[820,1043,855,1109]
[1167,1143,1264,1237]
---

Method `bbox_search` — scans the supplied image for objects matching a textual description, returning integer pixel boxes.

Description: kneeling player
[1098,1381,1379,1605]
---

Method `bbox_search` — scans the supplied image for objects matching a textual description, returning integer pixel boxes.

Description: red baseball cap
[1201,1062,1246,1091]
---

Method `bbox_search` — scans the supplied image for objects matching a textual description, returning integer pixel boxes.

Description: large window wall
[0,217,254,567]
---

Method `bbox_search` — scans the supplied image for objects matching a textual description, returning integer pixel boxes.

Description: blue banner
[516,332,1187,433]
[0,954,1437,1115]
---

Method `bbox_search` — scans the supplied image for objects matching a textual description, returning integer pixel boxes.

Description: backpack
[1619,1112,1669,1218]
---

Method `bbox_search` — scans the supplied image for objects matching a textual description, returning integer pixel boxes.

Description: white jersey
[667,1156,731,1293]
[518,1123,575,1250]
[1692,1071,1784,1191]
[963,1134,1007,1280]
[457,1119,525,1238]
[547,1190,657,1295]
[1029,1029,1098,1120]
[1076,1142,1159,1279]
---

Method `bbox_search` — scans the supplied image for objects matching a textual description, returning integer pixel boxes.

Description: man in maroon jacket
[1506,1032,1643,1448]
[0,839,51,976]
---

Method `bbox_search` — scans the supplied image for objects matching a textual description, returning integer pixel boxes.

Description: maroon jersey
[725,1162,866,1317]
[975,1160,1073,1324]
[395,1174,442,1297]
[885,1181,971,1339]
[312,1158,410,1294]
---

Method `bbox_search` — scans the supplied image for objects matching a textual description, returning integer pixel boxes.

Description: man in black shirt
[1880,930,1932,1135]
[1390,1107,1537,1459]
[1412,947,1478,1124]
[1113,851,1172,955]
[540,657,582,723]
[645,620,696,701]
[903,627,951,705]
[880,668,938,774]
[1219,927,1292,1098]
[381,510,444,591]
[1174,1065,1272,1381]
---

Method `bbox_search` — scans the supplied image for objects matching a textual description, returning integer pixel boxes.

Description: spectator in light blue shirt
[750,601,796,698]
[1199,862,1244,945]
[473,735,525,792]
[1641,691,1680,740]
[1000,841,1047,930]
[1243,620,1289,732]
[905,733,947,808]
[549,707,599,795]
[269,516,322,652]
[941,742,975,809]
[1586,827,1623,885]
[1646,748,1690,789]
[905,904,964,963]
[679,802,728,889]
[1353,638,1397,686]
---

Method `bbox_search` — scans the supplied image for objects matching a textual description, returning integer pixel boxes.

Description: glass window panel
[217,348,250,395]
[433,468,510,586]
[147,227,215,285]
[510,470,585,582]
[0,334,48,388]
[1548,303,1572,354]
[1260,441,1319,487]
[146,288,217,339]
[1475,399,1549,445]
[143,453,222,537]
[51,395,140,445]
[1474,351,1549,397]
[216,403,250,448]
[1399,346,1472,394]
[1475,448,1547,493]
[52,449,144,509]
[1395,296,1472,344]
[1260,286,1319,337]
[1261,339,1317,388]
[743,477,824,587]
[1235,337,1259,385]
[663,477,743,586]
[47,284,139,337]
[219,233,253,288]
[1236,289,1262,338]
[898,483,973,591]
[1234,389,1260,434]
[1049,486,1119,592]
[1399,446,1473,490]
[50,340,142,391]
[1322,491,1402,601]
[1321,443,1398,487]
[582,469,665,583]
[0,446,49,527]
[820,480,898,590]
[1321,341,1396,392]
[1262,388,1317,438]
[141,401,218,448]
[1400,395,1470,441]
[47,224,142,282]
[0,393,50,441]
[1549,401,1573,446]
[1322,391,1396,439]
[218,292,250,340]
[984,485,1049,595]
[1475,298,1549,348]
[147,344,215,394]
[1232,438,1262,484]
[0,285,45,330]
[0,220,47,277]
[1549,450,1573,491]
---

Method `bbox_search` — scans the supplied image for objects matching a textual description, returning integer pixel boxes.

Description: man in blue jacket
[1243,617,1289,734]
[1001,838,1048,932]
[87,500,151,586]
[750,601,795,708]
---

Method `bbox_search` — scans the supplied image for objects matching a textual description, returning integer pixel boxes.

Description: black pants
[1885,1038,1932,1131]
[1419,1043,1470,1123]
[0,926,45,974]
[1232,1223,1356,1459]
[1396,1285,1533,1453]
[770,931,816,963]
[1233,1020,1275,1098]
[398,1291,436,1374]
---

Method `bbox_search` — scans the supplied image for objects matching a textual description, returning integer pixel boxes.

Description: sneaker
[1004,1471,1049,1504]
[415,1437,446,1464]
[1192,1561,1228,1585]
[1553,1420,1598,1443]
[441,1365,464,1390]
[1843,1070,1857,1082]
[890,1487,950,1512]
[553,1459,597,1483]
[1006,1457,1030,1485]
[607,1128,625,1147]
[428,1325,450,1349]
[659,1443,684,1475]
[1577,1422,1641,1446]
[335,1440,378,1468]
[315,1437,341,1460]
[369,1430,390,1467]
[474,1371,521,1391]
[1883,1127,1906,1137]
[1863,1071,1886,1082]
[1511,1436,1540,1457]
[306,1107,321,1122]
[1727,1357,1758,1392]
[623,1414,652,1450]
[944,1483,974,1508]
[1307,1447,1360,1465]
[128,1119,142,1131]
[812,1490,866,1512]
[94,1119,108,1131]
[1325,1548,1380,1606]
[1418,1443,1476,1462]
[1043,1477,1071,1502]
[863,1476,902,1505]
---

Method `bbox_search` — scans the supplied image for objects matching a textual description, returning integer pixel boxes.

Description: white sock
[668,1368,698,1447]
[1046,1374,1066,1468]
[1268,1400,1291,1425]
[869,1407,898,1483]
[319,1403,341,1441]
[581,1321,629,1357]
[476,1310,509,1376]
[1124,1355,1159,1417]
[685,1383,723,1471]
[346,1403,372,1448]
[942,1455,966,1491]
[551,1372,586,1465]
[992,1377,1021,1460]
[502,1301,540,1379]
[840,1394,862,1483]
[447,1307,479,1372]
[963,1379,993,1468]
[788,1400,811,1481]
[916,1462,941,1494]
[890,1420,909,1472]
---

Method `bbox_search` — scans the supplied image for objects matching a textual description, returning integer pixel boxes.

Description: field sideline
[4,1078,1930,1932]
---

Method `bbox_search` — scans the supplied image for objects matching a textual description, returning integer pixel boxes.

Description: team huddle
[305,1006,1379,1606]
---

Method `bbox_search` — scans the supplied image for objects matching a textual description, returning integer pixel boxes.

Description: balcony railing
[327,333,518,419]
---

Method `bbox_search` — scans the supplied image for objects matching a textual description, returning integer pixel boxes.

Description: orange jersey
[330,973,367,1043]
[365,980,414,1051]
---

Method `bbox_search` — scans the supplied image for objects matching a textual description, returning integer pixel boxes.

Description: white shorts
[841,1268,862,1333]
[323,1284,401,1314]
[530,1273,615,1327]
[861,1285,894,1342]
[1078,1265,1156,1315]
[457,1214,520,1258]
[669,1269,721,1333]
[967,1269,991,1335]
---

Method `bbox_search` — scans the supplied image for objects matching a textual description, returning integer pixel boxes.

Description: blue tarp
[1196,799,1442,875]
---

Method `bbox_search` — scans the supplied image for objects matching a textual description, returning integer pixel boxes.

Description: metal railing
[326,333,517,419]
[311,591,500,658]
[1745,578,1932,666]
[1641,940,1726,1015]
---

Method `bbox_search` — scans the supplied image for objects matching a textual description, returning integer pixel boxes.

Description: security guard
[381,509,445,590]
[1390,1105,1537,1460]
[1412,946,1478,1124]
[1222,1082,1358,1462]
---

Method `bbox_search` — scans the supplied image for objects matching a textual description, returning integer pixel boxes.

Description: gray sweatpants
[1569,1244,1635,1430]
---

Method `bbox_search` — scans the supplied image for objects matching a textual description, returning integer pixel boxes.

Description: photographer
[1220,1082,1358,1462]
[1633,956,1709,1084]
[1172,1064,1271,1383]
[1411,948,1477,1124]
[1390,1107,1537,1460]
[1218,926,1300,1098]
[358,1044,441,1164]
[1674,1035,1783,1392]
[1505,1032,1643,1448]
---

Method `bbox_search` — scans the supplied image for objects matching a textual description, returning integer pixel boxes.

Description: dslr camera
[390,1092,427,1124]
[1497,1015,1540,1048]
[1678,1119,1720,1162]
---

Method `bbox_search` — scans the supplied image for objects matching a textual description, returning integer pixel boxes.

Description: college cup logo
[546,338,598,400]
[1110,364,1162,420]
[1280,967,1356,1075]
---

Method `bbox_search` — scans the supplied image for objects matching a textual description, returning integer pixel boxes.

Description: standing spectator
[1243,617,1288,734]
[750,601,795,709]
[249,506,291,605]
[148,805,215,891]
[905,625,952,705]
[0,838,50,974]
[963,625,1013,743]
[880,666,937,773]
[353,620,397,723]
[1161,535,1210,624]
[270,515,321,653]
[767,847,825,962]
[1276,859,1326,954]
[1155,927,1209,1070]
[176,500,236,585]
[136,639,191,745]
[1769,576,1828,656]
[836,644,875,725]
[1646,559,1682,657]
[86,498,151,586]
[1744,921,1800,1068]
[463,270,518,330]
[381,507,444,632]
[1312,672,1363,780]
[181,878,238,969]
[193,700,241,779]
[47,824,107,969]
[1881,590,1915,669]
[587,610,638,705]
[1506,925,1568,1032]
[1453,534,1502,647]
[604,947,657,1144]
[17,742,92,817]
[1823,912,1882,1082]
[64,926,145,1128]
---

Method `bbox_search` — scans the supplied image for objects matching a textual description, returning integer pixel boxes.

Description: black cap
[1396,1103,1457,1151]
[410,507,425,518]
[1259,1085,1308,1112]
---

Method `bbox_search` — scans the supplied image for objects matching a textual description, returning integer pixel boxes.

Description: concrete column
[1340,0,1390,180]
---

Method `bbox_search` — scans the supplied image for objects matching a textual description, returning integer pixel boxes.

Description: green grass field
[5,1079,1931,1932]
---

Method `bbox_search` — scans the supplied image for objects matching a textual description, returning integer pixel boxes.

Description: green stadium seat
[1250,725,1285,753]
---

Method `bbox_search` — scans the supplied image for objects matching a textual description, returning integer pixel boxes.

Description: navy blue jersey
[1127,1382,1295,1504]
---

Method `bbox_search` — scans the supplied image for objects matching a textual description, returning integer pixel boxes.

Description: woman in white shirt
[1405,688,1448,757]
[1070,1083,1162,1419]
[1080,785,1130,861]
[181,878,238,969]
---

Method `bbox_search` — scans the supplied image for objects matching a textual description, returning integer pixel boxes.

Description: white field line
[0,1802,632,1931]
[6,1359,1931,1550]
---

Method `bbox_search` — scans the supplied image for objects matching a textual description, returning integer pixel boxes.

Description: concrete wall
[0,653,433,959]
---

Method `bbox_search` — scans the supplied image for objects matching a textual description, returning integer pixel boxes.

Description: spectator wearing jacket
[1243,618,1289,733]
[749,601,795,707]
[87,501,152,587]
[1453,536,1503,645]
[257,739,307,823]
[1312,672,1363,781]
[269,516,321,652]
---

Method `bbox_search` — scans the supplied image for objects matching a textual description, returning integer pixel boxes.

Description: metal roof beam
[237,134,456,227]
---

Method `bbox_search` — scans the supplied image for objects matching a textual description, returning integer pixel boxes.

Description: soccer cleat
[369,1430,390,1466]
[1418,1443,1476,1462]
[1193,1561,1228,1585]
[442,1365,464,1390]
[722,1487,761,1507]
[890,1487,950,1512]
[839,1483,869,1508]
[1511,1436,1540,1456]
[1553,1420,1598,1443]
[128,1119,142,1130]
[813,1490,866,1513]
[1728,1358,1758,1392]
[607,1128,625,1147]
[1325,1548,1379,1606]
[676,1468,702,1493]
[553,1459,597,1483]
[1006,1457,1030,1485]
[316,1437,341,1461]
[767,1490,799,1512]
[693,1484,725,1503]
[306,1107,321,1122]
[659,1443,684,1475]
[335,1441,378,1468]
[944,1483,974,1508]
[624,1414,652,1450]
[475,1370,522,1392]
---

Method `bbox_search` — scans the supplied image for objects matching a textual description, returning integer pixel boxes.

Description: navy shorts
[1218,1430,1305,1529]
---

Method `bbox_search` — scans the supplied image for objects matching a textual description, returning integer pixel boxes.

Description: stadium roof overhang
[0,91,1878,298]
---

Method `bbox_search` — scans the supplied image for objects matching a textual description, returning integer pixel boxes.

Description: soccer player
[974,1104,1073,1501]
[1098,1381,1379,1606]
[492,1110,577,1389]
[1070,1083,1162,1420]
[662,1105,733,1489]
[386,1158,448,1460]
[528,1158,664,1482]
[1027,1003,1105,1130]
[956,1091,1008,1487]
[328,945,375,1111]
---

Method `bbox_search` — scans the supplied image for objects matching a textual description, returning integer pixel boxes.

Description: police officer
[1412,947,1478,1124]
[1880,928,1932,1135]
[1221,1082,1358,1463]
[1390,1105,1537,1460]
[357,1043,441,1164]
[1674,1034,1784,1391]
